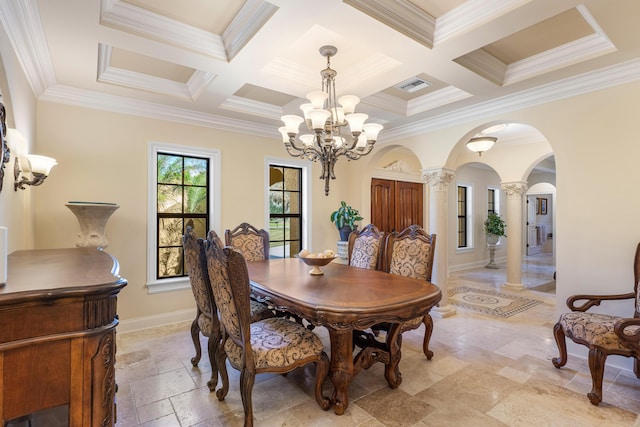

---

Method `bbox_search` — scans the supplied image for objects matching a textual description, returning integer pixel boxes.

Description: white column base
[432,304,457,318]
[502,282,526,291]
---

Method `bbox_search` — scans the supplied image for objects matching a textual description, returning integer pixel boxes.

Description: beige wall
[32,102,349,327]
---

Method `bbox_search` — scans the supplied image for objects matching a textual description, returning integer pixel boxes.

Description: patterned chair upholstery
[347,223,384,270]
[553,242,640,405]
[225,222,270,262]
[182,227,273,391]
[368,225,437,359]
[205,231,330,426]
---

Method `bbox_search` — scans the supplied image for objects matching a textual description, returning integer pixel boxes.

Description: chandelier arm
[283,142,305,158]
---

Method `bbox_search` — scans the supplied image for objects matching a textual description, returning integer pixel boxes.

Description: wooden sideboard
[0,248,127,427]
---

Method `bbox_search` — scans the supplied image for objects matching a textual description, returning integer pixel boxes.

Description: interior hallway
[114,253,640,426]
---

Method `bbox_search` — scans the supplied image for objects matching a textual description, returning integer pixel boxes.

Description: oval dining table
[246,257,442,415]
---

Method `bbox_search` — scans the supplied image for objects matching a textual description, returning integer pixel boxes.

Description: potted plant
[330,201,363,241]
[484,212,506,268]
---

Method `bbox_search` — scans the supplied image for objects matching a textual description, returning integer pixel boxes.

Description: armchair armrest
[566,292,636,312]
[614,317,640,352]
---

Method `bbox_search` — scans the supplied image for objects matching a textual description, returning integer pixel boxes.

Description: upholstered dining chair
[366,225,437,359]
[552,242,640,405]
[204,231,330,426]
[347,223,385,270]
[182,227,274,391]
[225,222,270,261]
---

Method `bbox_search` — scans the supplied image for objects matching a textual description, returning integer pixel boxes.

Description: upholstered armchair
[347,223,384,270]
[182,227,274,391]
[225,222,270,261]
[205,232,330,426]
[552,242,640,405]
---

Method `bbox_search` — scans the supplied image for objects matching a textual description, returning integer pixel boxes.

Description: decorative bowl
[297,255,338,275]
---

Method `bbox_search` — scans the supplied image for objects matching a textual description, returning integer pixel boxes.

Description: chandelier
[279,45,383,196]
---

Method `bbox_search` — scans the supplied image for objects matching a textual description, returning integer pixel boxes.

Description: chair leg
[215,339,229,401]
[551,322,568,368]
[422,314,434,360]
[587,346,607,405]
[240,367,256,427]
[206,334,218,391]
[314,352,331,410]
[634,357,640,379]
[190,315,201,366]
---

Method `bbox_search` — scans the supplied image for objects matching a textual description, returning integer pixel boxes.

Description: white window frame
[457,182,474,252]
[488,186,502,245]
[146,141,221,294]
[264,157,312,252]
[488,186,500,215]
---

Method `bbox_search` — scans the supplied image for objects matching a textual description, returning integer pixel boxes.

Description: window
[269,164,302,258]
[147,142,220,293]
[457,184,473,249]
[488,188,496,215]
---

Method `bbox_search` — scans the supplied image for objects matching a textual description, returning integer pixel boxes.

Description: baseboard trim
[117,308,196,334]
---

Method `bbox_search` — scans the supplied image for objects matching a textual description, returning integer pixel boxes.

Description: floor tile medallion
[447,286,543,317]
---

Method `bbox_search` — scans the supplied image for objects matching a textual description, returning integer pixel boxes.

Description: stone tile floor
[115,253,640,426]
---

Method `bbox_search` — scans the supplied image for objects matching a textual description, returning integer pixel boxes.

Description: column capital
[501,181,528,199]
[422,168,455,191]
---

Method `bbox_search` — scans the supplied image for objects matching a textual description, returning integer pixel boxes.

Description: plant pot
[338,225,354,242]
[485,233,500,269]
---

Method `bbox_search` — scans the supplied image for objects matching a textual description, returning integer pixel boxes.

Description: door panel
[395,181,423,231]
[371,178,395,233]
[371,178,423,233]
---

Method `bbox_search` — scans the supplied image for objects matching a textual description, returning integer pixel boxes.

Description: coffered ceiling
[1,0,639,145]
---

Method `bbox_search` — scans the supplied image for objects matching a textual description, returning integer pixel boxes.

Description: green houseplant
[484,212,507,237]
[484,212,506,269]
[330,201,363,241]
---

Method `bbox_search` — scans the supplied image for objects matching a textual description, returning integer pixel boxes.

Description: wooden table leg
[327,328,354,415]
[384,323,403,388]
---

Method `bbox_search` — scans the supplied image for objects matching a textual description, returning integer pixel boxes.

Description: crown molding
[100,0,227,60]
[0,0,55,97]
[222,0,278,60]
[40,84,274,138]
[383,57,640,142]
[435,0,531,45]
[407,86,473,116]
[97,44,215,101]
[220,96,284,121]
[344,0,435,48]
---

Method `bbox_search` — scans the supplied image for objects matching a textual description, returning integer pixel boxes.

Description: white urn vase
[485,233,500,269]
[66,202,119,249]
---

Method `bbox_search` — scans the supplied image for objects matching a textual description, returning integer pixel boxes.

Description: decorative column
[501,182,528,291]
[422,168,456,318]
[66,202,119,249]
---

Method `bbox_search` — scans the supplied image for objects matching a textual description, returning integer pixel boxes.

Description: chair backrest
[225,222,270,262]
[205,230,251,351]
[183,226,216,320]
[383,224,436,282]
[348,223,384,270]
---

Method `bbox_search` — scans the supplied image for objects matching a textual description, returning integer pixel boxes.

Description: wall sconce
[14,154,57,190]
[466,136,497,157]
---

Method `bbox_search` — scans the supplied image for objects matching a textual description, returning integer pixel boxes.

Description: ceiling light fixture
[279,45,383,196]
[466,136,497,157]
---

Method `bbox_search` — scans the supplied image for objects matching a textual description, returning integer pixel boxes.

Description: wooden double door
[371,178,424,233]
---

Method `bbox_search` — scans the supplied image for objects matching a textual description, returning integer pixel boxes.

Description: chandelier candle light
[279,45,383,196]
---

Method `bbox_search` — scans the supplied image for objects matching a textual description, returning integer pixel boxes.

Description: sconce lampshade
[466,136,497,156]
[27,155,57,175]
